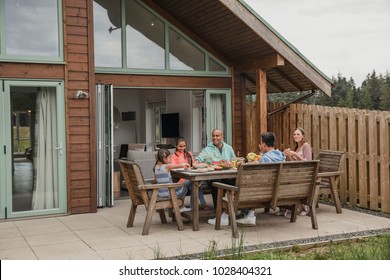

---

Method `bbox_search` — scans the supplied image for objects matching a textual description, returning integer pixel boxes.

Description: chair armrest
[144,179,156,184]
[138,182,183,190]
[212,181,238,192]
[317,171,343,178]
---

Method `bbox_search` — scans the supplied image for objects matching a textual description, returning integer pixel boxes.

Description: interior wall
[166,90,192,150]
[113,88,200,156]
[113,89,141,158]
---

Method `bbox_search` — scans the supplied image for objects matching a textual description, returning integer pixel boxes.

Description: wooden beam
[95,74,231,89]
[234,53,284,72]
[267,77,285,93]
[272,68,303,92]
[256,69,267,138]
[241,73,284,94]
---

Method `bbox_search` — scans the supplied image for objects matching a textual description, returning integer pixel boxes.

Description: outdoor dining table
[170,168,237,231]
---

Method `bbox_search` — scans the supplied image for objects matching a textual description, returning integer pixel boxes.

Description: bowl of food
[193,162,208,169]
[217,160,232,170]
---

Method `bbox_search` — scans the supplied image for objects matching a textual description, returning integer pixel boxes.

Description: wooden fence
[262,102,390,213]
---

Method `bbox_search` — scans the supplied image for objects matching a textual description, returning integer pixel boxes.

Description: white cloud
[244,0,390,85]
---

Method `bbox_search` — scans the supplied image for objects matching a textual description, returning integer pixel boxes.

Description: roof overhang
[148,0,332,96]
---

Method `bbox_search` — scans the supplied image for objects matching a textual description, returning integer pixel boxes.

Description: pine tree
[379,72,390,111]
[360,71,382,109]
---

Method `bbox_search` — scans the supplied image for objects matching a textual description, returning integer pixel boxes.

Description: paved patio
[1,196,390,260]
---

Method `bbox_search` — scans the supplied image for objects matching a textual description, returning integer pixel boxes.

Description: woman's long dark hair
[175,137,193,166]
[293,127,308,151]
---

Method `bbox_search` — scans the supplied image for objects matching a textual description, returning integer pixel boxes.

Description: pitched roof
[149,0,332,96]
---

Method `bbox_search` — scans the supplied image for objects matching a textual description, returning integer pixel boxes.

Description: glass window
[4,0,60,57]
[94,0,122,67]
[93,0,227,74]
[169,28,205,71]
[126,0,165,69]
[209,57,226,72]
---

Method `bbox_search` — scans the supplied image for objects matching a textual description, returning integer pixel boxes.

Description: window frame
[94,0,229,77]
[0,0,64,63]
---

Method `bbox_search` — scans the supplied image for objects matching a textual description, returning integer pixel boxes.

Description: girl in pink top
[171,137,207,209]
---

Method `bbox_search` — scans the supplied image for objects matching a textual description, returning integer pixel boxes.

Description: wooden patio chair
[316,150,345,213]
[213,162,280,238]
[119,160,184,235]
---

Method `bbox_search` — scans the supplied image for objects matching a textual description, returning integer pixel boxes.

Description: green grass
[224,234,390,260]
[157,233,390,260]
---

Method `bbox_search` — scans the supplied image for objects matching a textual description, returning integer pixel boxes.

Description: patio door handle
[53,142,63,159]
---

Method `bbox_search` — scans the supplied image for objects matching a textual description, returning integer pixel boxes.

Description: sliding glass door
[0,80,67,219]
[96,84,114,207]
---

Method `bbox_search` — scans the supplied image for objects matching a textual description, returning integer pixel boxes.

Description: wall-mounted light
[108,26,121,33]
[74,90,90,99]
[150,18,155,26]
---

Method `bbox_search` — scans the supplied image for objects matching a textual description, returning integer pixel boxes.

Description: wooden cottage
[0,0,331,219]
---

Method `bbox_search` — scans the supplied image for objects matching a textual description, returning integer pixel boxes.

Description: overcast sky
[244,0,390,86]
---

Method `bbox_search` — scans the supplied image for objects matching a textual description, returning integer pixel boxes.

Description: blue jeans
[184,180,206,209]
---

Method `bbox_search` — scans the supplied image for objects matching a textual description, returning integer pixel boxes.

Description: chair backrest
[274,160,320,207]
[119,160,147,207]
[234,162,282,210]
[318,150,345,186]
[128,143,146,151]
[318,150,345,172]
[127,150,156,180]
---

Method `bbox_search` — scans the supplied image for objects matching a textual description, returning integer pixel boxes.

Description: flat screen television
[161,112,180,138]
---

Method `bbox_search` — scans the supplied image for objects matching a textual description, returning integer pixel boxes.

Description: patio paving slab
[1,198,390,260]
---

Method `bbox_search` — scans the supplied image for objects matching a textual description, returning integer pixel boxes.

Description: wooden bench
[213,160,320,238]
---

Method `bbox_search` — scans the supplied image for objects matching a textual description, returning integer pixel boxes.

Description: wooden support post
[114,171,120,198]
[256,69,268,138]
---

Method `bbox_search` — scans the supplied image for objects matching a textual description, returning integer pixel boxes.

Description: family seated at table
[154,127,312,227]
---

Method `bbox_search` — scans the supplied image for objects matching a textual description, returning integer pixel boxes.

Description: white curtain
[210,94,224,131]
[32,87,59,210]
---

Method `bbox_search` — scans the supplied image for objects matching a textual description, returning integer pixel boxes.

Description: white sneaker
[236,215,256,226]
[180,206,191,213]
[208,216,229,226]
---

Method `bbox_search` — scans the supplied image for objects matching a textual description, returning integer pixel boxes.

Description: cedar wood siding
[0,1,97,214]
[65,0,97,214]
[0,0,242,215]
[65,0,234,214]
